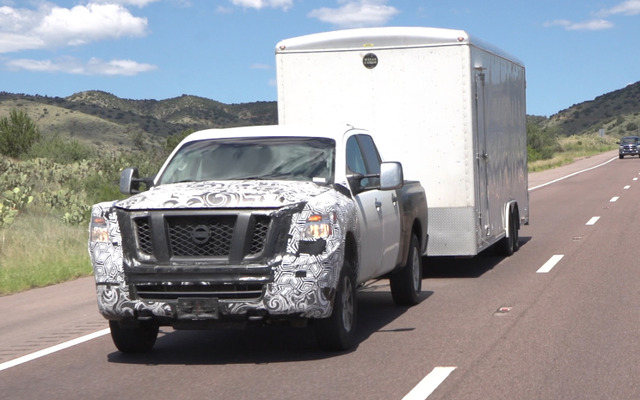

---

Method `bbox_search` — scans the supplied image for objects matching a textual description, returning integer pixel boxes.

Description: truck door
[475,68,491,240]
[346,135,401,282]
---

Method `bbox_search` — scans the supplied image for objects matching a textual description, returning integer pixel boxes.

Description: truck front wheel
[313,259,357,351]
[390,234,422,306]
[109,320,159,353]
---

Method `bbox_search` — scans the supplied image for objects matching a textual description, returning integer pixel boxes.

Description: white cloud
[544,18,614,31]
[230,0,293,10]
[0,32,44,53]
[88,58,157,75]
[308,0,399,28]
[0,3,149,53]
[35,4,148,47]
[598,0,640,16]
[546,0,640,32]
[91,0,160,6]
[6,56,157,76]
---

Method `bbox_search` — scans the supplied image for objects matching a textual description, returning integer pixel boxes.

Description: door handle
[375,200,382,209]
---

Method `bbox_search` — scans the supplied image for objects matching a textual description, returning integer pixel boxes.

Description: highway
[2,150,639,400]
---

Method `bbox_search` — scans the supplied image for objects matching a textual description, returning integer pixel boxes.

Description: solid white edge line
[586,216,600,226]
[0,328,110,373]
[537,254,564,274]
[403,367,456,400]
[528,157,617,191]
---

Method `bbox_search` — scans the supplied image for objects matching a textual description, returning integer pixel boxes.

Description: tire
[619,154,624,159]
[109,319,159,354]
[498,208,519,256]
[390,234,422,306]
[314,260,357,351]
[511,211,520,253]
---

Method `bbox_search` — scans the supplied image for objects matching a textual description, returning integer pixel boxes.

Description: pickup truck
[89,124,428,353]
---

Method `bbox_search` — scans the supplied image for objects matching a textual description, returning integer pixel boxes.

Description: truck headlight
[90,216,110,243]
[302,212,336,240]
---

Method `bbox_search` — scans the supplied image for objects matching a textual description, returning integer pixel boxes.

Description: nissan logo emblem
[191,225,211,245]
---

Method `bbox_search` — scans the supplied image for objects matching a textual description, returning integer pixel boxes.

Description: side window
[357,135,382,175]
[346,136,366,175]
[346,135,380,190]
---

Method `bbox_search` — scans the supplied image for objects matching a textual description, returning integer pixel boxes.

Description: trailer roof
[276,26,523,67]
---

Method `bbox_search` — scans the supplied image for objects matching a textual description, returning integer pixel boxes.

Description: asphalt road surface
[2,150,639,400]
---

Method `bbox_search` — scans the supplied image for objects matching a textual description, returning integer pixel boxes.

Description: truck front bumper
[92,249,342,325]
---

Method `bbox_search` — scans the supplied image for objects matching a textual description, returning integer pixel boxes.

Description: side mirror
[346,173,365,195]
[379,162,403,190]
[120,167,154,194]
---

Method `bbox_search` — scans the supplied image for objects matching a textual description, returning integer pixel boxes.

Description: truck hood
[115,180,332,210]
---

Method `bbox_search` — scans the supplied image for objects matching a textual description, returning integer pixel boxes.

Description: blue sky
[1,0,639,117]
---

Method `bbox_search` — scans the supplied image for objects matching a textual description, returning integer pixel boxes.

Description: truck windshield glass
[158,137,335,185]
[620,136,639,144]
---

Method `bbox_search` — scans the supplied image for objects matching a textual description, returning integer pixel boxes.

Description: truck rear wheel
[390,234,422,306]
[313,259,357,351]
[109,320,159,354]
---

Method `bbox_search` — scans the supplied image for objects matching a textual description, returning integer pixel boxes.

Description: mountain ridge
[2,80,640,151]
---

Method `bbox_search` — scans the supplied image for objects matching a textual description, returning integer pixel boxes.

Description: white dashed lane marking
[403,367,457,400]
[586,216,600,226]
[537,255,564,274]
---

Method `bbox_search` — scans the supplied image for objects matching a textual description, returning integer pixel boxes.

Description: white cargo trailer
[275,27,529,257]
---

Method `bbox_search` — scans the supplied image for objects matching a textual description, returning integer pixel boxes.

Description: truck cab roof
[179,124,367,146]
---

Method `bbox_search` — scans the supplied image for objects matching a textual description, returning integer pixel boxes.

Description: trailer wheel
[109,319,159,354]
[512,209,520,252]
[498,208,519,256]
[390,234,422,306]
[314,259,357,351]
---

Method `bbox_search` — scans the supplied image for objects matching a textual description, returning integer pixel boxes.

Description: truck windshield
[157,137,335,185]
[621,136,640,144]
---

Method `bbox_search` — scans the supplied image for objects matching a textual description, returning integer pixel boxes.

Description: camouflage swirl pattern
[88,181,358,322]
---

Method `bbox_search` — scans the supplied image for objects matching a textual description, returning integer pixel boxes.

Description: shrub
[0,109,41,158]
[27,134,95,163]
[164,128,195,154]
[527,122,561,161]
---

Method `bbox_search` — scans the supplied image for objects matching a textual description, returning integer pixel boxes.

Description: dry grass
[528,133,618,172]
[0,211,91,296]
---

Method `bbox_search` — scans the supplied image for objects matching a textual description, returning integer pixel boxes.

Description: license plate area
[177,298,219,320]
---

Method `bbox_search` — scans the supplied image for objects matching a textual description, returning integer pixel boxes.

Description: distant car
[618,136,640,159]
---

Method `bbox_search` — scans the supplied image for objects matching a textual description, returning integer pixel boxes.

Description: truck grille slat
[134,283,265,301]
[135,219,153,254]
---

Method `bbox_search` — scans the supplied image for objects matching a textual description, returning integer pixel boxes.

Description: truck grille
[118,208,290,303]
[167,216,235,257]
[132,213,271,259]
